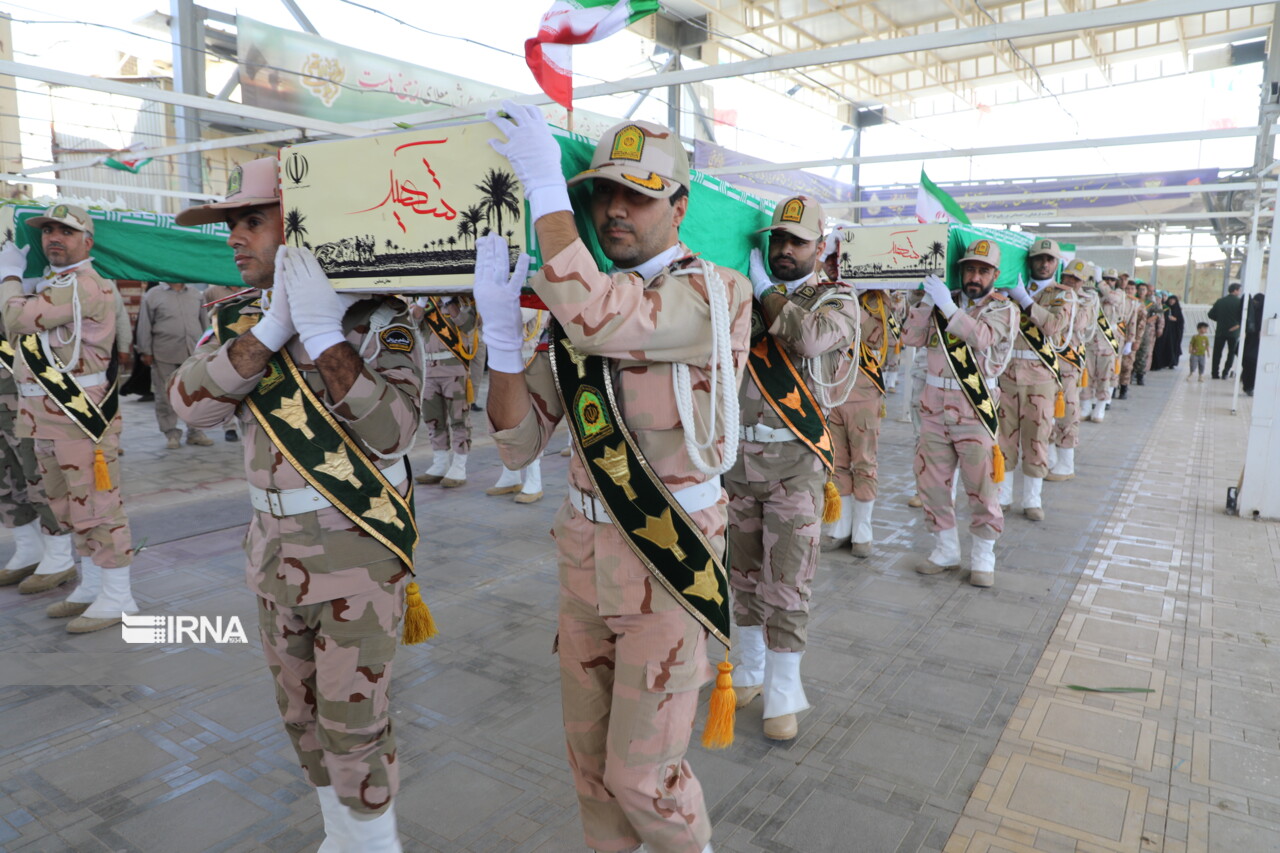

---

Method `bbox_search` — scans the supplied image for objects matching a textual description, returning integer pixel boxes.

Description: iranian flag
[526,0,659,109]
[104,150,152,174]
[915,169,971,225]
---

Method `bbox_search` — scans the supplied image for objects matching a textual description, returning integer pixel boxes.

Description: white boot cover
[851,499,875,546]
[735,624,766,687]
[33,531,75,575]
[762,650,810,719]
[927,527,961,568]
[83,563,138,618]
[5,520,43,571]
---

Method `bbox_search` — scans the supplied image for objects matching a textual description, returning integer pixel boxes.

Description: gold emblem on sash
[593,442,637,499]
[272,391,316,439]
[634,508,687,561]
[683,559,725,605]
[561,339,589,379]
[315,448,362,488]
[365,489,406,530]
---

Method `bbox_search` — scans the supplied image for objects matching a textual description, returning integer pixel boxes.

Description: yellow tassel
[1080,368,1089,388]
[401,581,438,645]
[1054,390,1065,418]
[701,655,735,749]
[93,447,111,491]
[992,445,1006,483]
[879,401,887,418]
[1114,359,1121,375]
[822,480,842,524]
[465,376,476,406]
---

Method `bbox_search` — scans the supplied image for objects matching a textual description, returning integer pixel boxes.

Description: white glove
[818,230,840,263]
[472,234,531,373]
[748,249,776,300]
[253,259,295,352]
[922,274,956,318]
[1122,341,1133,356]
[487,100,570,222]
[0,242,29,282]
[279,247,357,360]
[1010,281,1034,309]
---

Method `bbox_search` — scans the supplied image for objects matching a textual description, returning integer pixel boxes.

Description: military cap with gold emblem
[1061,259,1090,282]
[958,239,1001,269]
[566,120,690,199]
[176,157,282,226]
[1028,237,1063,260]
[25,203,95,236]
[755,195,825,242]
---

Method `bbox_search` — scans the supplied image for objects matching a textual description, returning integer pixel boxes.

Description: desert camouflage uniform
[419,298,475,455]
[996,278,1071,478]
[1051,286,1097,449]
[170,294,421,816]
[490,240,751,853]
[0,317,60,536]
[135,283,208,437]
[902,289,1016,540]
[1087,283,1125,403]
[1,263,131,567]
[1136,301,1163,379]
[728,280,859,653]
[827,290,890,504]
[1118,295,1145,386]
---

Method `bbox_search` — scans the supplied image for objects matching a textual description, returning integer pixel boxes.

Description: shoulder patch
[797,285,817,300]
[379,325,415,353]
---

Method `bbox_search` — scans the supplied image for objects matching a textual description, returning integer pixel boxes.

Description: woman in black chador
[1152,294,1184,370]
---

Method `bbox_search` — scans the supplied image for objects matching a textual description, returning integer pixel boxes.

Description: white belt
[569,477,721,524]
[1010,350,1043,360]
[249,461,409,518]
[926,374,998,391]
[740,423,797,443]
[18,371,107,397]
[424,351,462,362]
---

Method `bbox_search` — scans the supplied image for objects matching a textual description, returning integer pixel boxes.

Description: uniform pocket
[644,654,711,694]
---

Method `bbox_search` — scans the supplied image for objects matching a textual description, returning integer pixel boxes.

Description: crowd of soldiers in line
[0,103,1190,852]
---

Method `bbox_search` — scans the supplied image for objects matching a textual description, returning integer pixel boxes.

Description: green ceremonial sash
[887,312,902,341]
[934,310,999,441]
[746,305,835,472]
[857,343,886,395]
[548,319,730,647]
[1059,345,1083,371]
[1097,311,1121,355]
[1017,313,1063,386]
[213,298,418,569]
[421,298,474,363]
[16,333,119,443]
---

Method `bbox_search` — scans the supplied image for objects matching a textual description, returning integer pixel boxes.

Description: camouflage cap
[958,238,1001,269]
[755,195,825,242]
[1061,258,1089,281]
[1102,268,1120,279]
[566,120,690,199]
[176,157,281,226]
[25,203,94,236]
[1028,237,1063,260]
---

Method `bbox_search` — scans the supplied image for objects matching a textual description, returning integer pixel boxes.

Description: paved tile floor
[0,365,1274,852]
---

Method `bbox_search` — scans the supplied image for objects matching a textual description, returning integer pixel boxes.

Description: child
[1189,322,1210,381]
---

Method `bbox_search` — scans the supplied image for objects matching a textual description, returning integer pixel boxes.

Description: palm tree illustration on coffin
[926,240,946,270]
[476,168,521,239]
[284,208,308,247]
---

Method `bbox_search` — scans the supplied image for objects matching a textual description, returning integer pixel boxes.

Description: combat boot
[67,561,137,634]
[514,458,543,504]
[1022,476,1045,522]
[850,500,875,558]
[1091,405,1106,423]
[485,465,522,496]
[819,498,852,551]
[17,531,77,593]
[415,450,450,484]
[918,528,961,574]
[1046,447,1075,481]
[733,624,765,708]
[440,453,468,488]
[0,520,43,585]
[970,536,996,587]
[1118,385,1128,399]
[761,650,808,740]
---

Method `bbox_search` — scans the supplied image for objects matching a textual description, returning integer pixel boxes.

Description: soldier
[729,197,859,741]
[170,158,422,850]
[1116,279,1144,399]
[818,238,892,559]
[136,281,212,449]
[0,311,76,593]
[1084,269,1124,423]
[0,205,136,633]
[902,240,1017,587]
[1046,259,1098,481]
[478,103,750,853]
[409,295,476,487]
[1134,281,1162,385]
[995,238,1072,522]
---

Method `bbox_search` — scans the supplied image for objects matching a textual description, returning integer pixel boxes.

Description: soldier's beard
[962,281,993,300]
[770,255,815,282]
